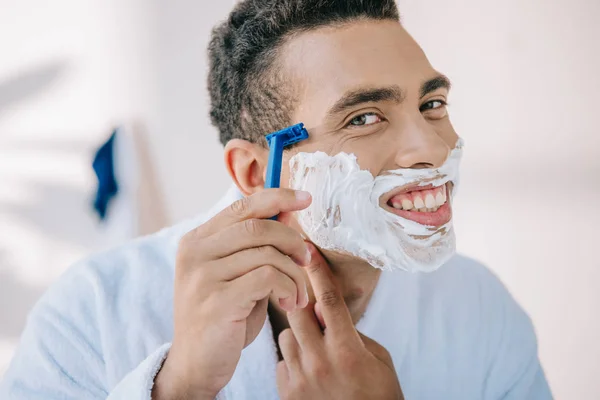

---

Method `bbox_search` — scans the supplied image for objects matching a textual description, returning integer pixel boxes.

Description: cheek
[349,150,382,175]
[438,120,460,148]
[279,165,292,189]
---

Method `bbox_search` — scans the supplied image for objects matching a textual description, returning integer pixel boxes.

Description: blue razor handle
[264,123,309,220]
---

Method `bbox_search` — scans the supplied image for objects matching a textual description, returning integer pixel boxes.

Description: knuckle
[175,244,197,273]
[243,218,265,236]
[177,231,196,252]
[255,245,277,258]
[260,265,278,281]
[179,230,193,244]
[178,228,208,254]
[318,289,340,308]
[229,197,251,217]
[278,328,294,345]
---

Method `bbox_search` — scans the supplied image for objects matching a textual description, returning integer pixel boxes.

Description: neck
[321,249,382,321]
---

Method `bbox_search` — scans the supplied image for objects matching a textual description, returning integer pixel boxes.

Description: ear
[224,139,269,196]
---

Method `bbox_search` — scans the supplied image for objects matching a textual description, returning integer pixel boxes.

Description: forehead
[279,20,437,111]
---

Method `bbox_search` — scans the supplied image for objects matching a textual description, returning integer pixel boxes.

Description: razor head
[266,123,309,148]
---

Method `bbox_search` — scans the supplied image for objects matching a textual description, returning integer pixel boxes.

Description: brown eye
[348,112,382,127]
[420,100,447,112]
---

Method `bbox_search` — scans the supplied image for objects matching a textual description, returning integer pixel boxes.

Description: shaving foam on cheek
[288,139,464,272]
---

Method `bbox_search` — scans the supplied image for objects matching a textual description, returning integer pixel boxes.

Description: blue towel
[92,130,119,220]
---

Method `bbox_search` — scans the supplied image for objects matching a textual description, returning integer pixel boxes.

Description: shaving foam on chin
[288,139,464,272]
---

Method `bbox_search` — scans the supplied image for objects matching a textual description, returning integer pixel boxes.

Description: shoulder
[44,216,201,306]
[2,217,206,390]
[419,254,527,313]
[418,254,535,338]
[22,214,209,345]
[25,186,240,339]
[417,254,543,394]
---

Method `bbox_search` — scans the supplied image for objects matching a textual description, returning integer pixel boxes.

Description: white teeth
[392,202,402,209]
[401,199,413,211]
[413,196,425,210]
[435,192,445,207]
[425,194,436,209]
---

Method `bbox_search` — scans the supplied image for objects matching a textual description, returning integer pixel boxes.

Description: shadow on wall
[0,179,106,340]
[0,180,106,249]
[0,59,99,341]
[0,60,68,116]
[0,252,47,339]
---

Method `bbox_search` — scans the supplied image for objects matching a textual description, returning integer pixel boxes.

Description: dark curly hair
[208,0,400,146]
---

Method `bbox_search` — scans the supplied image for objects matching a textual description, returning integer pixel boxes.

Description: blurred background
[1,0,598,398]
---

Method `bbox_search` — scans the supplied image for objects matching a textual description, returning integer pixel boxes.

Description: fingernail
[295,190,311,202]
[304,247,312,265]
[303,284,309,308]
[296,284,308,308]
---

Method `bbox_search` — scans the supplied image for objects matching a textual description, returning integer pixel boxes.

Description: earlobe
[224,139,268,196]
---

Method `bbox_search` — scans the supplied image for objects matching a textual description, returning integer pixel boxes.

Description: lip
[379,182,453,227]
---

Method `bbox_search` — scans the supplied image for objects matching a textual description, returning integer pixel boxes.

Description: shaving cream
[288,139,464,272]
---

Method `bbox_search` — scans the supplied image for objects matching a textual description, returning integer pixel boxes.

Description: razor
[264,122,309,220]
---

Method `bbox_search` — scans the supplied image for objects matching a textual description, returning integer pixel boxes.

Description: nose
[393,116,450,169]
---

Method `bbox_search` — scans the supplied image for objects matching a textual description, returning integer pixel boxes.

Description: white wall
[1,0,599,398]
[399,1,600,399]
[150,0,235,222]
[0,0,159,372]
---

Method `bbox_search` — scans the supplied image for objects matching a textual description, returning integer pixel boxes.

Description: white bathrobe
[0,186,553,399]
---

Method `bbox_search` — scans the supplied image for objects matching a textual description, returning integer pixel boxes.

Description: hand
[276,243,404,400]
[152,189,312,400]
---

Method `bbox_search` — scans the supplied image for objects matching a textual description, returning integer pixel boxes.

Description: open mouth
[381,182,453,227]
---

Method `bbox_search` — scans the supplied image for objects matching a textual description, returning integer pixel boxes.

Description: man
[0,0,552,399]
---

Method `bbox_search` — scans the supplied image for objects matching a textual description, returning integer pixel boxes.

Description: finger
[223,265,297,318]
[287,303,323,352]
[207,246,308,307]
[276,361,290,396]
[358,332,395,367]
[278,329,301,372]
[201,219,311,266]
[195,189,312,238]
[304,242,358,341]
[314,302,325,330]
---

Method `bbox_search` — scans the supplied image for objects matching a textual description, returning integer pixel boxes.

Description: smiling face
[223,18,463,271]
[278,20,459,226]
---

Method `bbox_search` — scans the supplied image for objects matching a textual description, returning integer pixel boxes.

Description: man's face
[279,20,459,218]
[251,19,463,271]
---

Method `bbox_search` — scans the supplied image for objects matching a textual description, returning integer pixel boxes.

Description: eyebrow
[327,85,404,116]
[420,75,452,98]
[326,75,452,118]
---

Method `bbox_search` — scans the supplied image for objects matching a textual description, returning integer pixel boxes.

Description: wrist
[152,352,218,400]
